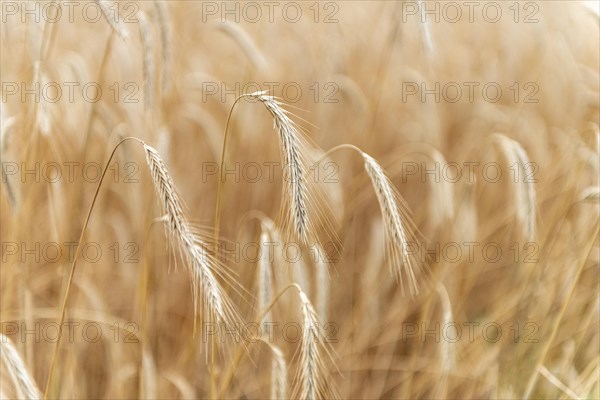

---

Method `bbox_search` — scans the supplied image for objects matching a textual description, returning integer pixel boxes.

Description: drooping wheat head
[247,92,310,243]
[144,144,236,330]
[362,152,421,296]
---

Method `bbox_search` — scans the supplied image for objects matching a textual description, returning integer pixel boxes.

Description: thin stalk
[44,137,144,399]
[523,222,600,399]
[213,94,251,250]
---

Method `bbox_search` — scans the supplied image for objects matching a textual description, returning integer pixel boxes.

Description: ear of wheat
[362,152,420,296]
[1,334,42,399]
[247,92,310,243]
[270,345,288,400]
[298,289,320,400]
[144,144,236,330]
[292,288,337,400]
[492,134,537,241]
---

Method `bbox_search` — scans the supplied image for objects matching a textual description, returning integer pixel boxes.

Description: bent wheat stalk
[144,144,235,328]
[45,137,236,399]
[214,92,309,247]
[318,144,421,296]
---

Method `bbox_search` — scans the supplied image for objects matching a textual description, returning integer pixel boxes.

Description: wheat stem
[523,221,599,398]
[44,137,143,399]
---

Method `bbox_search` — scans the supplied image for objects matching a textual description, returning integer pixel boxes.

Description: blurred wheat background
[1,1,599,399]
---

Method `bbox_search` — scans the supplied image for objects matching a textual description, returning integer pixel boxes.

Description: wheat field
[0,1,599,399]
